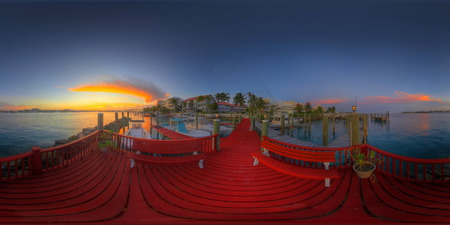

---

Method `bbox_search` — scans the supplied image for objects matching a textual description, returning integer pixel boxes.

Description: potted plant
[98,140,114,152]
[351,147,381,179]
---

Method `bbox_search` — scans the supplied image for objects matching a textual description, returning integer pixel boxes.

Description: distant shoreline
[403,110,450,114]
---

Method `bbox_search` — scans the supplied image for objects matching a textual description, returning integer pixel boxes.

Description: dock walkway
[152,125,193,140]
[1,119,450,224]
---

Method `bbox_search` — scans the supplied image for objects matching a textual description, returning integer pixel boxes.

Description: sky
[0,0,450,113]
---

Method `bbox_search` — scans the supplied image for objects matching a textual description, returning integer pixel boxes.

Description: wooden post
[351,113,360,146]
[195,113,199,130]
[97,113,103,130]
[252,115,256,131]
[308,115,311,136]
[261,120,269,137]
[213,119,220,151]
[32,147,43,175]
[232,115,236,131]
[280,114,285,136]
[322,114,329,146]
[149,114,153,138]
[332,115,336,137]
[363,114,368,144]
[122,112,124,119]
[115,112,118,122]
[127,111,129,118]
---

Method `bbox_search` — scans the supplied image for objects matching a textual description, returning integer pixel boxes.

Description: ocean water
[292,113,450,159]
[1,112,449,159]
[0,112,119,157]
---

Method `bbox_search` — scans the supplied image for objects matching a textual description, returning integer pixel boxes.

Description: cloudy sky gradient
[1,0,449,112]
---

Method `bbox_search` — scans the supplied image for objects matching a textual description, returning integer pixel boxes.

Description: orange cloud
[363,91,442,104]
[311,98,347,105]
[69,78,168,103]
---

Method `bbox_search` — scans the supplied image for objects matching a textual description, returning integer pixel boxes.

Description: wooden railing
[39,131,100,172]
[102,131,219,154]
[0,151,33,181]
[262,137,450,183]
[365,144,450,183]
[0,131,100,181]
[262,137,356,169]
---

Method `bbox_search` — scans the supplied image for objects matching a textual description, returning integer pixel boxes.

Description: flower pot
[353,162,376,179]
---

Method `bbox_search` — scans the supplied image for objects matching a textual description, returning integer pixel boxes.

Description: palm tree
[305,102,312,114]
[316,105,324,114]
[233,92,246,107]
[295,103,304,116]
[215,92,230,102]
[168,97,180,112]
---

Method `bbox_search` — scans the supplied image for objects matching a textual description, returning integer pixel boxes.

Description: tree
[305,102,312,114]
[168,97,180,112]
[204,95,213,112]
[196,95,205,112]
[208,102,218,111]
[233,92,246,107]
[295,103,304,116]
[215,92,230,102]
[316,105,324,114]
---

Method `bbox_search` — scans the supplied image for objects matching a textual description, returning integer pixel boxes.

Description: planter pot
[100,147,108,152]
[353,162,376,179]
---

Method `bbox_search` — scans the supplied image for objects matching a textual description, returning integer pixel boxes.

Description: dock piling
[97,113,103,130]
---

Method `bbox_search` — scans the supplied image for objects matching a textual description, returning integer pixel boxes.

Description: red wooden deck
[1,119,450,224]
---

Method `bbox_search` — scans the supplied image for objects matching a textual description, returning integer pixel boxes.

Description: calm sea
[293,113,450,159]
[0,112,119,157]
[1,112,449,159]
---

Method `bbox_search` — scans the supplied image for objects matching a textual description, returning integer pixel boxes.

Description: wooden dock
[1,119,450,224]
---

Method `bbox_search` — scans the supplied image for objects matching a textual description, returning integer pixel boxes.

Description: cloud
[68,78,169,103]
[363,91,442,104]
[310,98,347,105]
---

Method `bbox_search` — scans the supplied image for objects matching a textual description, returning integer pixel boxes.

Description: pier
[0,118,450,224]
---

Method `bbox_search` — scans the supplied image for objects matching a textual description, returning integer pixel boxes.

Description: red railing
[102,131,219,154]
[366,144,450,183]
[0,131,100,181]
[39,131,100,172]
[0,151,33,181]
[262,137,357,169]
[261,137,450,183]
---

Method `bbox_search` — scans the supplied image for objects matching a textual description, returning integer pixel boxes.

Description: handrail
[0,151,33,181]
[262,136,357,169]
[365,144,450,183]
[102,131,219,154]
[261,137,450,183]
[39,130,100,172]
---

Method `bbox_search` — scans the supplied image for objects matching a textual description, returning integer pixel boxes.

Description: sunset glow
[311,98,347,106]
[363,91,442,104]
[69,79,168,104]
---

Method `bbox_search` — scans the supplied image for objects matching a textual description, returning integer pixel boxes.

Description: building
[158,97,183,111]
[183,95,216,112]
[217,102,246,113]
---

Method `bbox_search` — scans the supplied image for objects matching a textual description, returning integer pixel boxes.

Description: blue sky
[0,0,449,112]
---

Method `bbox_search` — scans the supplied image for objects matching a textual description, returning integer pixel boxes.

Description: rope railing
[261,137,450,183]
